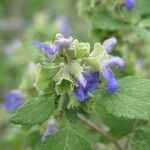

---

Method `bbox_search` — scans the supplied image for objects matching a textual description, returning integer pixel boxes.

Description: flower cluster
[73,37,124,101]
[32,34,124,103]
[32,34,73,58]
[3,90,24,110]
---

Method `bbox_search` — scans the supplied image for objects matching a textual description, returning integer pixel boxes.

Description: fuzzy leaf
[9,94,55,126]
[101,76,150,120]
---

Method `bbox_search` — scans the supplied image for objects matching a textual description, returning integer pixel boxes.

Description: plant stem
[77,113,122,150]
[124,120,138,150]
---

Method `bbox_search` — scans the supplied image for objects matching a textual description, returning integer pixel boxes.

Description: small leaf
[74,40,90,58]
[9,94,55,126]
[85,43,108,70]
[101,76,150,120]
[40,124,92,150]
[129,128,150,150]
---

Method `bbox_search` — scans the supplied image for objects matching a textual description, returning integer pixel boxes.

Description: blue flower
[32,41,59,57]
[102,37,125,93]
[42,119,58,141]
[32,34,73,57]
[102,69,118,93]
[73,70,100,101]
[124,0,135,9]
[3,90,24,111]
[56,16,71,38]
[102,37,117,52]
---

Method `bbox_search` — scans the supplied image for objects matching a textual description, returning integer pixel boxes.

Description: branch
[78,114,122,150]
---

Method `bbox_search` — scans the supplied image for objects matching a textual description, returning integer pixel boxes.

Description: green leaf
[74,40,90,58]
[91,11,126,31]
[40,124,92,150]
[129,128,150,150]
[135,0,150,15]
[95,97,134,138]
[9,94,55,126]
[134,26,150,42]
[54,65,73,95]
[101,76,150,120]
[35,64,58,91]
[140,18,150,28]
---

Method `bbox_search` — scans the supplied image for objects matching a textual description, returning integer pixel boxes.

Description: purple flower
[73,70,100,101]
[124,0,135,9]
[56,16,71,38]
[3,90,24,111]
[102,69,118,93]
[102,37,117,53]
[101,37,125,93]
[32,41,59,57]
[42,119,58,141]
[32,34,73,58]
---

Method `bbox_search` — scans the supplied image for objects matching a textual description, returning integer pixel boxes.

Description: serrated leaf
[129,128,150,150]
[40,124,92,150]
[101,76,150,120]
[95,97,134,138]
[9,94,55,126]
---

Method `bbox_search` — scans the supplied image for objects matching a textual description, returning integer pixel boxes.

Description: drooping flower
[102,37,117,53]
[3,90,24,111]
[124,0,135,9]
[73,70,100,101]
[56,16,71,38]
[42,119,58,141]
[101,37,125,93]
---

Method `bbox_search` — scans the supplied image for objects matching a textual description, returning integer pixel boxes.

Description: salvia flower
[32,41,59,57]
[3,90,24,111]
[32,34,73,57]
[56,16,71,38]
[73,70,100,101]
[102,37,117,53]
[124,0,135,9]
[101,37,125,93]
[42,119,58,141]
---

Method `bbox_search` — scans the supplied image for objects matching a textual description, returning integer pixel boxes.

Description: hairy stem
[78,114,122,150]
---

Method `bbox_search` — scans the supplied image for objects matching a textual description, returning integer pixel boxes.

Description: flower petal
[102,69,118,93]
[102,37,117,52]
[103,56,125,69]
[73,86,88,101]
